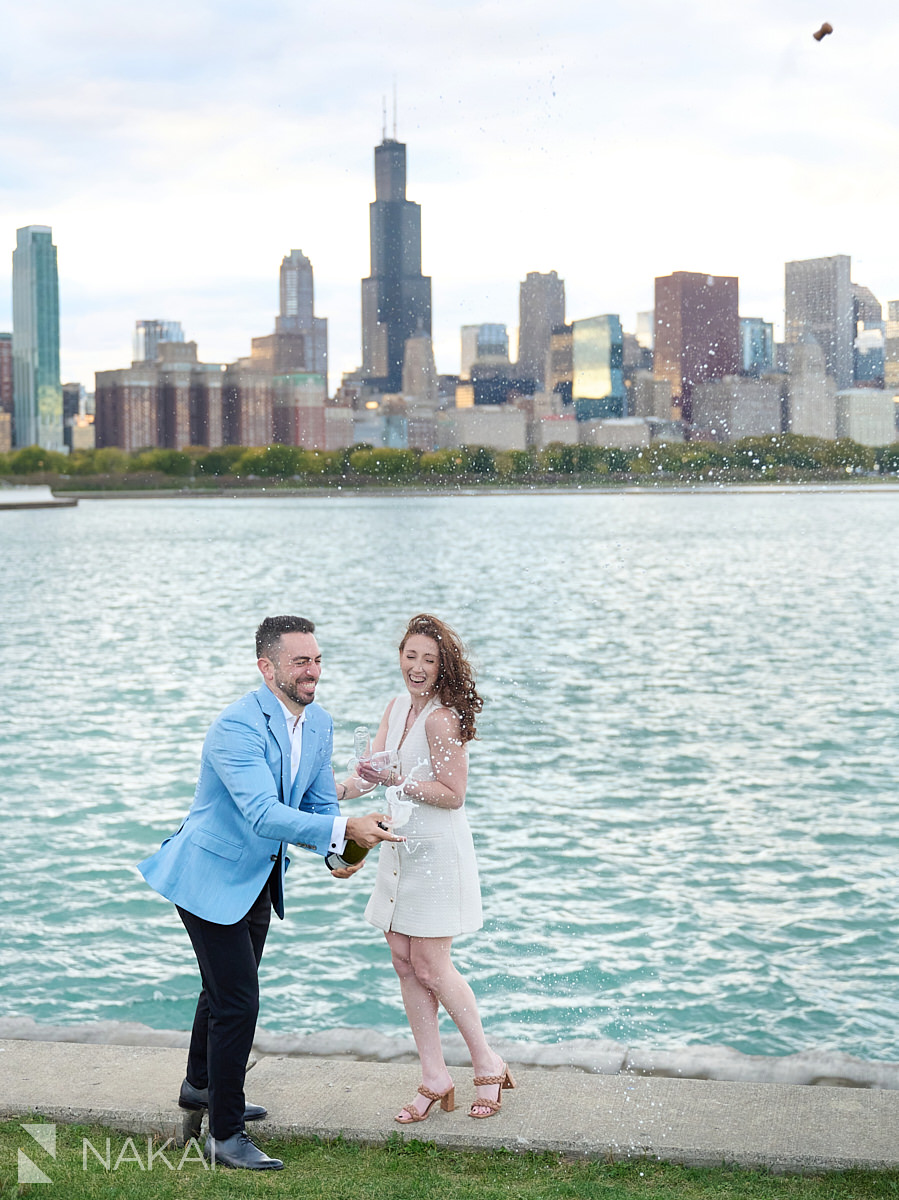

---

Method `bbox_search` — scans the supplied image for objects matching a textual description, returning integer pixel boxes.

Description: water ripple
[1,491,898,1059]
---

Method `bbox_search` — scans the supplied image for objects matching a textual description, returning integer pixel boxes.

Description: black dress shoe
[204,1132,283,1171]
[178,1078,267,1121]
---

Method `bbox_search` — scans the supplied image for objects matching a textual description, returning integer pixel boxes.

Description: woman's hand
[356,759,403,788]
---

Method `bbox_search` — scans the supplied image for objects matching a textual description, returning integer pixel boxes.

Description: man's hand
[329,860,366,879]
[346,813,405,849]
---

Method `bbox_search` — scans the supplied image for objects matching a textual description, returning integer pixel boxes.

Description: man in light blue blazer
[139,616,398,1171]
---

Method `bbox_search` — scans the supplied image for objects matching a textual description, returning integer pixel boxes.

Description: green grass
[3,1118,899,1200]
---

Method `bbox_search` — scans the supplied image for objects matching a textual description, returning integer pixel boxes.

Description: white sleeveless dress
[364,694,483,937]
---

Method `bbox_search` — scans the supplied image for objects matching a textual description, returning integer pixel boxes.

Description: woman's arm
[334,700,394,802]
[402,707,468,810]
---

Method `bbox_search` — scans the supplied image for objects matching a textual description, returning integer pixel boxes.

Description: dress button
[270,854,278,862]
[389,897,394,903]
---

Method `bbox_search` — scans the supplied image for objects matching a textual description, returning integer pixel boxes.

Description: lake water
[1,489,898,1067]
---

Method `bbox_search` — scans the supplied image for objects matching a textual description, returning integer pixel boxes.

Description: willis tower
[361,138,431,393]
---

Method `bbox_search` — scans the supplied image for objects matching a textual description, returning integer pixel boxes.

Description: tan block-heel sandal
[469,1062,516,1118]
[395,1084,456,1123]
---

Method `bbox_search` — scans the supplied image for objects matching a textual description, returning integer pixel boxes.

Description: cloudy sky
[1,0,897,391]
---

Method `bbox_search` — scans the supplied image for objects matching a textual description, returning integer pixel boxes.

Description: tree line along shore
[3,435,899,490]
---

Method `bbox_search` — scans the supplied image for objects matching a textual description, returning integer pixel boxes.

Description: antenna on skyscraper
[392,78,398,139]
[381,95,387,141]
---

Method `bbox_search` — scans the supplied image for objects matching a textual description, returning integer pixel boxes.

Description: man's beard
[276,674,315,707]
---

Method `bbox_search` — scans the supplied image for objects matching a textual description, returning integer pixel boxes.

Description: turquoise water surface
[1,490,897,1061]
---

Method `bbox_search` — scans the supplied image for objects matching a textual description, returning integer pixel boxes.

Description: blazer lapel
[256,686,292,804]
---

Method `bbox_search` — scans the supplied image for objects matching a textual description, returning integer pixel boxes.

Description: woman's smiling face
[400,633,441,699]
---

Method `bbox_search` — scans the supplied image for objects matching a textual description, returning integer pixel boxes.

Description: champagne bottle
[327,728,386,870]
[324,840,369,871]
[325,822,388,872]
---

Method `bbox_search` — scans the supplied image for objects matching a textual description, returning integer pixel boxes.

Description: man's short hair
[255,616,316,661]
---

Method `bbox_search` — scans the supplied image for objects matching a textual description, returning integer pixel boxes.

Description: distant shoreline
[45,480,899,500]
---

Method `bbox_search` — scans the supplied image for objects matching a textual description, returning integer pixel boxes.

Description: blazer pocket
[190,828,243,862]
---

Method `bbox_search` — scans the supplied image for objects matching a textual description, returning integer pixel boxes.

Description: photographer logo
[18,1123,56,1184]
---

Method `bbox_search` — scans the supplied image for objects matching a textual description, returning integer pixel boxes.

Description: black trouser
[177,878,273,1139]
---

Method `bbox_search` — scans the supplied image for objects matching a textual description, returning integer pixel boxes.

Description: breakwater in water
[2,1017,898,1090]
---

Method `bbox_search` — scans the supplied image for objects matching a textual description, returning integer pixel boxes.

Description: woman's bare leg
[385,931,454,1119]
[407,936,506,1116]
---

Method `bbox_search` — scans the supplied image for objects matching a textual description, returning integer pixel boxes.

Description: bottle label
[325,840,369,871]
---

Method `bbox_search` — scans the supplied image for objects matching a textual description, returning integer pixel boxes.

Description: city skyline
[1,0,897,390]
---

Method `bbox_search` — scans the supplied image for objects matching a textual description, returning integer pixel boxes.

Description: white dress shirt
[275,697,347,857]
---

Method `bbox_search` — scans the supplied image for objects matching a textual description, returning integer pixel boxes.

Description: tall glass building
[851,282,885,388]
[885,300,899,393]
[785,255,853,390]
[572,315,626,420]
[12,225,64,450]
[361,138,431,394]
[133,320,185,364]
[518,270,565,390]
[460,323,509,378]
[740,317,775,375]
[276,250,327,377]
[653,271,740,421]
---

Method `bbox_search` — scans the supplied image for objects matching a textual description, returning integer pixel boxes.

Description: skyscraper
[361,138,431,393]
[785,337,836,439]
[12,224,64,450]
[0,332,12,417]
[276,249,327,376]
[740,317,775,375]
[785,255,854,390]
[0,332,12,453]
[132,316,184,362]
[572,315,625,420]
[851,282,885,387]
[460,324,510,379]
[518,271,565,389]
[547,323,573,404]
[250,249,328,379]
[96,339,225,452]
[635,311,654,351]
[402,331,439,404]
[223,249,334,449]
[133,320,185,364]
[653,271,740,420]
[885,301,899,393]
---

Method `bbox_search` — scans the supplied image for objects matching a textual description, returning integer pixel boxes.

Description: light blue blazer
[139,685,340,924]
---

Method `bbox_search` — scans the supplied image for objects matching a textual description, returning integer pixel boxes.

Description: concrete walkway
[2,1039,899,1173]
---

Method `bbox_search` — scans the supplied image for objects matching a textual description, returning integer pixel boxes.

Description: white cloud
[1,0,898,389]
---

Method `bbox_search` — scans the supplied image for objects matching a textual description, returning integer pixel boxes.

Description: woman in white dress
[338,614,515,1122]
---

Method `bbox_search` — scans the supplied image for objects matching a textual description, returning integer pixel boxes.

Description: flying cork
[813,22,833,41]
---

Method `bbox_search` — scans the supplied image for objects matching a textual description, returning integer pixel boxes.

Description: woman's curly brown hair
[399,614,483,743]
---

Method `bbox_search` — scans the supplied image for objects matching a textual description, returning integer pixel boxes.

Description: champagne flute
[347,725,371,774]
[369,749,399,776]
